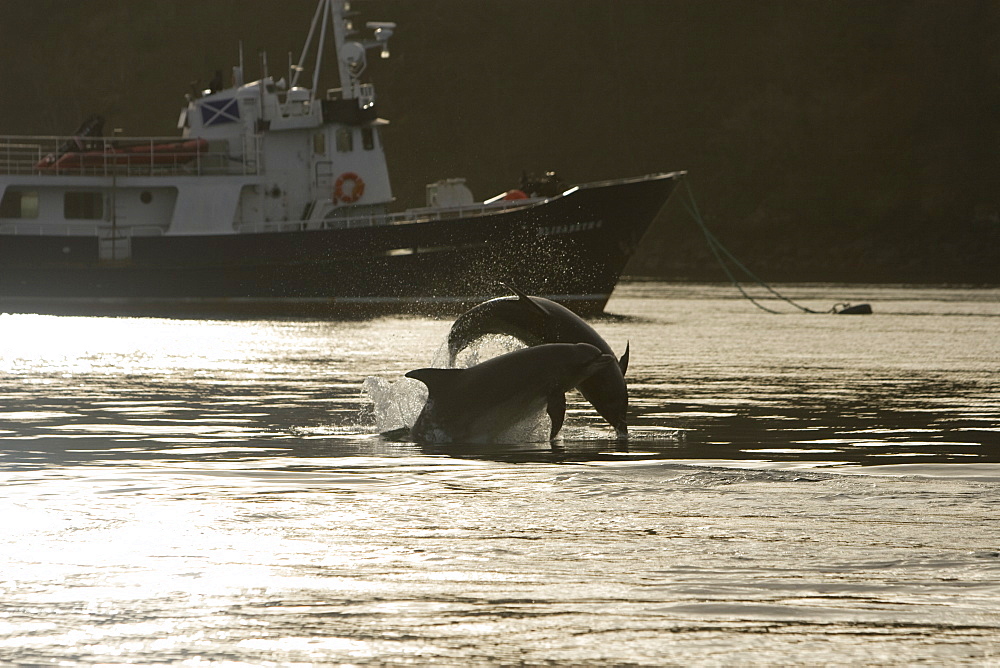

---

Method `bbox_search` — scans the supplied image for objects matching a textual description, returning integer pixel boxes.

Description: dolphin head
[572,344,628,439]
[572,343,630,441]
[596,365,629,440]
[609,406,629,440]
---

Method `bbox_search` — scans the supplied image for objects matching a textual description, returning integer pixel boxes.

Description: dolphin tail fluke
[546,390,566,439]
[618,341,630,375]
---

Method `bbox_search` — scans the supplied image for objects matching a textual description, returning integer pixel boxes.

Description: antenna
[368,22,395,59]
[288,51,295,86]
[233,40,245,86]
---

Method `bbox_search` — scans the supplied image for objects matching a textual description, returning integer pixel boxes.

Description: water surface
[1,283,998,665]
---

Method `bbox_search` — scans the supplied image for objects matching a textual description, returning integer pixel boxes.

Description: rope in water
[682,180,825,314]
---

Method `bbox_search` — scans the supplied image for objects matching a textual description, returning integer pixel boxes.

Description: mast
[290,0,395,101]
[329,0,352,97]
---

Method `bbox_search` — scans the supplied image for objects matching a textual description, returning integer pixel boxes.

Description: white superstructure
[0,0,399,257]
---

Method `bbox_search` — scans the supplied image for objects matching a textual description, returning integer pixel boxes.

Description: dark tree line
[2,0,997,282]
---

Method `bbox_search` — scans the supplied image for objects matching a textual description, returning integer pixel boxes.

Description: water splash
[493,410,552,444]
[362,334,546,440]
[361,376,426,433]
[450,334,526,368]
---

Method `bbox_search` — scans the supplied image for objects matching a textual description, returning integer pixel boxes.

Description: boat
[0,0,684,317]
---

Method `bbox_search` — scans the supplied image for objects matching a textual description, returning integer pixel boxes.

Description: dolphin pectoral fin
[404,367,464,394]
[547,390,567,439]
[618,341,630,375]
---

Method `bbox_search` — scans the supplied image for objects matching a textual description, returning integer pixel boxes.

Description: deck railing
[0,134,261,177]
[0,196,541,237]
[236,197,542,234]
[0,221,166,237]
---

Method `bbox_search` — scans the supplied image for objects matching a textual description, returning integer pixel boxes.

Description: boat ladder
[98,226,131,261]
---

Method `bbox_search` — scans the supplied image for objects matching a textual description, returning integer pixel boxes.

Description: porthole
[140,191,153,204]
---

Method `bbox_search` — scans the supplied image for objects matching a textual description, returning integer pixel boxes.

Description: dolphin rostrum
[447,285,630,439]
[406,342,616,445]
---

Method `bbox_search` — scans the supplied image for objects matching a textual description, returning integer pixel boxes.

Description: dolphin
[447,285,630,439]
[406,342,616,445]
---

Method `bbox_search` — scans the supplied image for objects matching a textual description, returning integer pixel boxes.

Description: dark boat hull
[0,173,682,317]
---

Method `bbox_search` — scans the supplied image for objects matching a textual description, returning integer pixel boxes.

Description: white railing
[0,134,261,177]
[326,84,376,101]
[236,197,543,234]
[0,221,166,237]
[0,189,547,237]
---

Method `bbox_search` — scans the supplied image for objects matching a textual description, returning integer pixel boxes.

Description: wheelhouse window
[64,192,104,220]
[0,190,39,218]
[361,127,375,151]
[336,128,353,152]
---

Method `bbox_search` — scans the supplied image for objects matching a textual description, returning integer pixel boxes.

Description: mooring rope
[682,180,835,314]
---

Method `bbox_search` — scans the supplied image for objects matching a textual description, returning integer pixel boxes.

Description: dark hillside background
[2,0,998,283]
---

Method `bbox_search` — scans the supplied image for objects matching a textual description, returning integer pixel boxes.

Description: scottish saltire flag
[200,98,240,126]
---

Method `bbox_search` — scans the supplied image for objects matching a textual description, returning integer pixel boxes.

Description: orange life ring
[334,172,365,203]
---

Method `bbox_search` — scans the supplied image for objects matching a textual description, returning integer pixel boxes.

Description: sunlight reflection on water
[1,283,999,664]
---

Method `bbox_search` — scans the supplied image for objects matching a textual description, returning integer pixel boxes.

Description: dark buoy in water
[833,302,873,315]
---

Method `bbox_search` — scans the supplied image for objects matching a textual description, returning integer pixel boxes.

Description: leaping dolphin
[406,343,616,445]
[447,286,630,439]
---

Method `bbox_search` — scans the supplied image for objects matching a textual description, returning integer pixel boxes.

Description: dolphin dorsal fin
[404,367,464,394]
[502,281,547,318]
[618,341,630,375]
